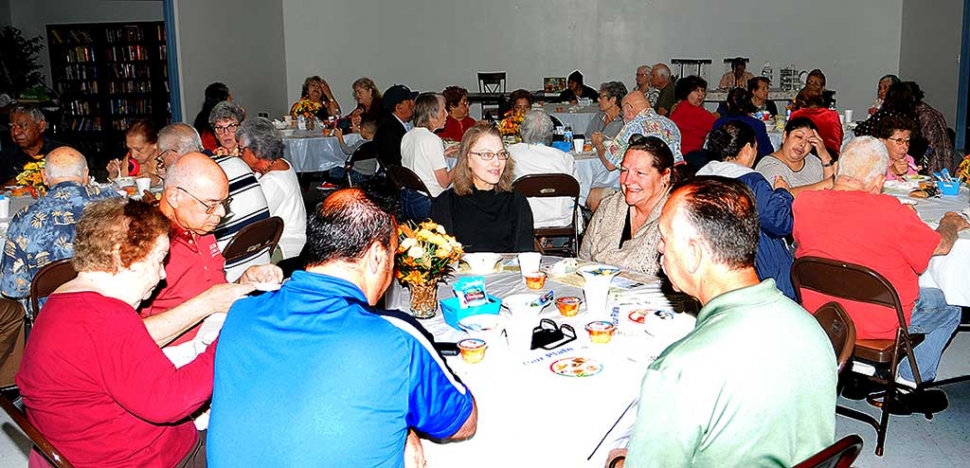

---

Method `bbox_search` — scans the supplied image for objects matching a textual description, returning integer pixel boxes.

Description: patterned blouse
[1,182,118,299]
[915,103,954,174]
[604,109,683,167]
[579,191,669,275]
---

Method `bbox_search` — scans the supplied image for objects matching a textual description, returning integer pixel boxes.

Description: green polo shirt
[626,279,836,468]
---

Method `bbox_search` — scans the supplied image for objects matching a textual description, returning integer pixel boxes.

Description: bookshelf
[46,22,171,172]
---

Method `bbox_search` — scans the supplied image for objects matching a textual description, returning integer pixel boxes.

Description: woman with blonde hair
[431,123,534,253]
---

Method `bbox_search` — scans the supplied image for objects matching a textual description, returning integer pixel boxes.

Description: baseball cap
[383,84,419,111]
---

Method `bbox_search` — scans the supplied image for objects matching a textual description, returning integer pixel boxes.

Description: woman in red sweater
[17,199,217,468]
[439,86,478,142]
[789,86,844,156]
[669,75,717,155]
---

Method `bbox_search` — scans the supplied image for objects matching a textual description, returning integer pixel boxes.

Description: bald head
[164,152,228,192]
[43,146,89,184]
[621,91,650,121]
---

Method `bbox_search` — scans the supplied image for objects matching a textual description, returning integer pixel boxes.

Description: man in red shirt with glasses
[139,152,282,346]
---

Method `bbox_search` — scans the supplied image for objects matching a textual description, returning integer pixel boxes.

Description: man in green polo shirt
[608,176,837,468]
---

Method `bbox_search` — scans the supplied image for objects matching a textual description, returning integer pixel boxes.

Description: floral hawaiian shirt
[1,181,118,299]
[604,108,684,167]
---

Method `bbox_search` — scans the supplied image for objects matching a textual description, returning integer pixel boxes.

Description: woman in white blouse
[237,117,307,260]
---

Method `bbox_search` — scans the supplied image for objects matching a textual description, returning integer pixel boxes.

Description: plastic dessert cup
[525,272,547,290]
[585,321,615,344]
[556,296,581,317]
[458,338,487,364]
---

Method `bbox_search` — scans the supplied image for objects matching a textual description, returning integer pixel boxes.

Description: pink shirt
[885,154,918,181]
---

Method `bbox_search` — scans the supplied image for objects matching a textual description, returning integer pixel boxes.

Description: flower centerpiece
[395,221,464,318]
[15,159,46,198]
[955,154,970,182]
[291,99,323,130]
[497,110,525,143]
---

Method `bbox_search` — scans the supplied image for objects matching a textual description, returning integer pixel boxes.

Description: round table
[283,131,362,173]
[542,104,598,135]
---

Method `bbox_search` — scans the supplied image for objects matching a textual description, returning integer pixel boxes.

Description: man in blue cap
[374,84,419,168]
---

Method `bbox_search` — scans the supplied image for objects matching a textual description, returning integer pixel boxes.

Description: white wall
[174,0,288,124]
[282,0,903,119]
[8,0,163,88]
[899,0,964,124]
[0,0,11,28]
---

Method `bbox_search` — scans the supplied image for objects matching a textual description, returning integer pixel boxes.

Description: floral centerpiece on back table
[497,110,525,143]
[15,159,46,197]
[291,99,324,130]
[396,220,464,318]
[955,154,970,183]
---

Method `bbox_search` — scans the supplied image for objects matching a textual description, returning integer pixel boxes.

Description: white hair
[837,136,889,184]
[519,110,554,145]
[158,123,203,156]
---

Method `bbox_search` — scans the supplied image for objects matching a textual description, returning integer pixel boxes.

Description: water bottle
[563,123,573,151]
[297,114,307,131]
[761,62,772,82]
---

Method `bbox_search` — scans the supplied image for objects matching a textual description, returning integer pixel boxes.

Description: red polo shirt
[140,223,227,346]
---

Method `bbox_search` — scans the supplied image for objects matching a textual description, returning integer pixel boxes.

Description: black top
[558,85,599,104]
[431,187,535,253]
[0,137,65,184]
[373,114,407,168]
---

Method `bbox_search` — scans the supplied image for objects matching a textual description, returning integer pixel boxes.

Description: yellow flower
[435,248,451,258]
[407,246,425,259]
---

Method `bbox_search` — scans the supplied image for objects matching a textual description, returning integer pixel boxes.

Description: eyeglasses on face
[888,137,911,146]
[213,123,239,134]
[177,186,233,216]
[469,150,510,161]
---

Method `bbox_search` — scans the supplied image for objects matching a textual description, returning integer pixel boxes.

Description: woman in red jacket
[669,75,717,155]
[789,86,844,156]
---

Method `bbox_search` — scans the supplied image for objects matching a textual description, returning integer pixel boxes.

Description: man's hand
[940,212,970,231]
[444,144,460,157]
[591,131,605,148]
[404,429,427,468]
[238,264,284,286]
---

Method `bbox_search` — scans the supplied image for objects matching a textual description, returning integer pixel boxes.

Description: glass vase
[408,280,439,319]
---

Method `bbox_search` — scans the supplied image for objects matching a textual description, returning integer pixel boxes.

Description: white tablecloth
[385,257,694,468]
[542,104,598,135]
[0,195,39,238]
[283,131,362,173]
[885,186,970,307]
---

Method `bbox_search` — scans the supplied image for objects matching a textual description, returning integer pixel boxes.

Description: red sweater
[17,291,215,468]
[438,116,476,142]
[670,102,716,154]
[790,108,845,155]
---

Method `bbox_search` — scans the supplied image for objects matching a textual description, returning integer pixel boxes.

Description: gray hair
[637,65,652,74]
[837,136,889,184]
[236,117,284,161]
[11,106,45,123]
[158,123,203,156]
[413,93,443,128]
[208,101,246,127]
[519,110,554,145]
[599,81,629,103]
[44,147,88,181]
[653,64,671,79]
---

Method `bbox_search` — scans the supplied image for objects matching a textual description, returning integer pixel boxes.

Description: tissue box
[441,294,502,330]
[937,180,960,196]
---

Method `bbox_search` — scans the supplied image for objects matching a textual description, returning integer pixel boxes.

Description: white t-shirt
[401,127,448,197]
[509,142,579,228]
[257,159,307,259]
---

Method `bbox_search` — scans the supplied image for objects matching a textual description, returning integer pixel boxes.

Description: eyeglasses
[469,150,510,161]
[213,123,239,134]
[888,137,911,146]
[177,187,233,216]
[636,72,649,77]
[155,149,172,170]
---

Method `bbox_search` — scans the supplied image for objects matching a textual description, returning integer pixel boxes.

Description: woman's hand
[591,131,605,148]
[809,130,832,163]
[106,159,122,179]
[444,144,460,157]
[773,175,790,191]
[889,157,909,176]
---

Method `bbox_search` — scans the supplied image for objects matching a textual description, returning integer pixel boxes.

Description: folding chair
[221,216,284,264]
[512,173,581,257]
[0,393,75,467]
[791,434,863,468]
[29,259,77,323]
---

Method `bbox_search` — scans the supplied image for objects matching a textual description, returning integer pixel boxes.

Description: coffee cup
[573,138,585,153]
[844,110,853,123]
[135,177,151,193]
[517,252,541,277]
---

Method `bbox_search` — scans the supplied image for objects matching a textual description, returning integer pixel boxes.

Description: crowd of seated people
[3,60,967,468]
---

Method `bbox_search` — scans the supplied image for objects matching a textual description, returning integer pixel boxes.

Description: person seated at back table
[876,114,919,181]
[0,106,64,185]
[330,119,378,186]
[207,101,247,156]
[193,82,231,151]
[650,63,677,116]
[712,88,773,161]
[438,86,477,142]
[696,121,796,299]
[748,76,778,117]
[717,57,755,90]
[237,118,307,261]
[755,117,836,196]
[207,188,477,467]
[402,93,454,220]
[373,84,418,168]
[431,123,534,253]
[558,70,598,104]
[290,75,341,121]
[580,136,675,275]
[606,177,835,468]
[669,75,717,155]
[789,86,844,157]
[586,81,627,140]
[793,136,968,410]
[17,198,218,468]
[105,119,162,186]
[509,109,579,229]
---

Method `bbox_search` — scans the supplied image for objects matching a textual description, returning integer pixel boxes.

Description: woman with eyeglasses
[431,123,534,253]
[106,119,162,186]
[438,86,477,142]
[193,82,231,151]
[238,117,307,260]
[876,114,919,180]
[579,135,674,275]
[209,101,247,156]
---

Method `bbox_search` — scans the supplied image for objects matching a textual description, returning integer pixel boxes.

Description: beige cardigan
[579,191,668,275]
